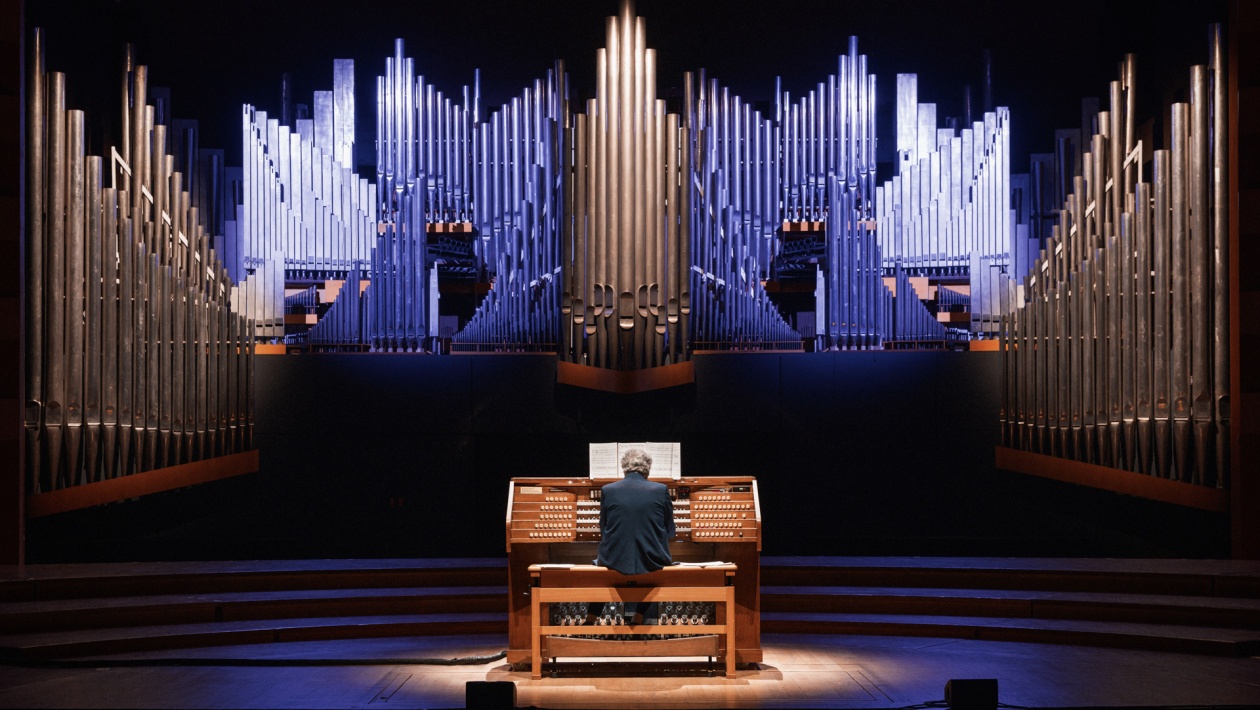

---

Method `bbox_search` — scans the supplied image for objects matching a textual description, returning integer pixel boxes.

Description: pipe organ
[776,42,876,226]
[769,39,885,350]
[505,476,762,667]
[24,32,255,495]
[1000,27,1229,488]
[205,0,1040,362]
[371,40,565,351]
[307,271,365,350]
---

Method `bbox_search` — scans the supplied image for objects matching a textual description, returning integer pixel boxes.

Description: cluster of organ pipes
[308,272,365,350]
[374,40,568,351]
[875,74,1020,336]
[24,31,255,494]
[225,0,1032,361]
[1000,27,1229,487]
[377,41,476,224]
[776,37,877,225]
[821,179,892,349]
[686,70,801,355]
[888,266,948,345]
[455,65,566,349]
[232,55,380,342]
[562,5,692,368]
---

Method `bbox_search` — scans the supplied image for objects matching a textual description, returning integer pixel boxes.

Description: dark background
[27,353,1229,562]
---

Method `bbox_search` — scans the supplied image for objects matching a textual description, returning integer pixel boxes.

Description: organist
[595,448,675,622]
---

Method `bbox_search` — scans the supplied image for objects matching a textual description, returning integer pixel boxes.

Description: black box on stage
[465,680,516,709]
[944,678,998,710]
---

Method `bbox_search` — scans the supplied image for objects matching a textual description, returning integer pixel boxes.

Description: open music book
[589,442,682,479]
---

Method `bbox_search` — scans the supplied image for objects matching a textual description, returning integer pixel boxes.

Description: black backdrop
[27,353,1229,561]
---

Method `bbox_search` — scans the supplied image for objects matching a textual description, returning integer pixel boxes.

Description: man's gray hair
[620,448,653,476]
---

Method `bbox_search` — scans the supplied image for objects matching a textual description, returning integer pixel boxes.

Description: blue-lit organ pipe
[776,36,876,226]
[232,92,379,339]
[377,39,474,224]
[1000,35,1227,489]
[308,271,363,348]
[25,32,253,495]
[457,69,565,350]
[877,72,1020,334]
[937,286,970,309]
[366,220,430,352]
[688,69,799,353]
[822,175,886,349]
[772,36,879,350]
[284,285,318,312]
[372,40,487,349]
[890,264,947,344]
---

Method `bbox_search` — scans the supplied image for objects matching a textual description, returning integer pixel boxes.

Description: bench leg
[531,593,542,680]
[725,586,736,678]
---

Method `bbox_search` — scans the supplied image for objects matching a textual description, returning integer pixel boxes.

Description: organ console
[505,476,762,667]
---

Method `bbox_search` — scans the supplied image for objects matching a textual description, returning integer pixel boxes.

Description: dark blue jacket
[596,472,675,574]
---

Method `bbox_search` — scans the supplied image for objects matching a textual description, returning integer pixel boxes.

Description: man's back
[597,472,674,574]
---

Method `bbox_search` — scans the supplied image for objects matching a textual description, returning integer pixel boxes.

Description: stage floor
[1,632,1258,709]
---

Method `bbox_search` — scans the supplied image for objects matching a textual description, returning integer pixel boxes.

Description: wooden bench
[529,564,737,679]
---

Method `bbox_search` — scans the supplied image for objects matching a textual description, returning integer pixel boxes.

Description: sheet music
[642,442,678,479]
[616,442,647,476]
[588,443,621,479]
[589,442,681,479]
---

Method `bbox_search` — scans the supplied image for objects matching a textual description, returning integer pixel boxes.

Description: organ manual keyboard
[505,476,762,668]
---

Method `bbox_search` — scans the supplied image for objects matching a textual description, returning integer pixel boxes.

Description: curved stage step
[2,557,1258,660]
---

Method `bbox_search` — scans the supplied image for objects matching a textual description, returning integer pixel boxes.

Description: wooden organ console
[505,476,762,668]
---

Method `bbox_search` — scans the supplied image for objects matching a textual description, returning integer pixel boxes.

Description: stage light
[945,678,998,710]
[465,680,516,709]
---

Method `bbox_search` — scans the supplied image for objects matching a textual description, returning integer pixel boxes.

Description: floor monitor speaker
[945,678,998,710]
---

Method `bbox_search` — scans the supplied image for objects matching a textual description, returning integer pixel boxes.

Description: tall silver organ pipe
[1209,24,1229,488]
[1000,28,1228,488]
[24,33,255,492]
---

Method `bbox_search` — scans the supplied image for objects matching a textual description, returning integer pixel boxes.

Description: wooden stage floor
[3,557,1259,708]
[0,632,1258,708]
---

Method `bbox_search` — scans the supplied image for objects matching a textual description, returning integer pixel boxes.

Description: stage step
[761,611,1260,657]
[4,557,1259,659]
[0,613,507,660]
[0,560,507,602]
[0,586,507,633]
[762,557,1260,598]
[761,586,1260,629]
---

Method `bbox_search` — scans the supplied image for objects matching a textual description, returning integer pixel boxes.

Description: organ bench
[506,476,761,671]
[528,563,737,679]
